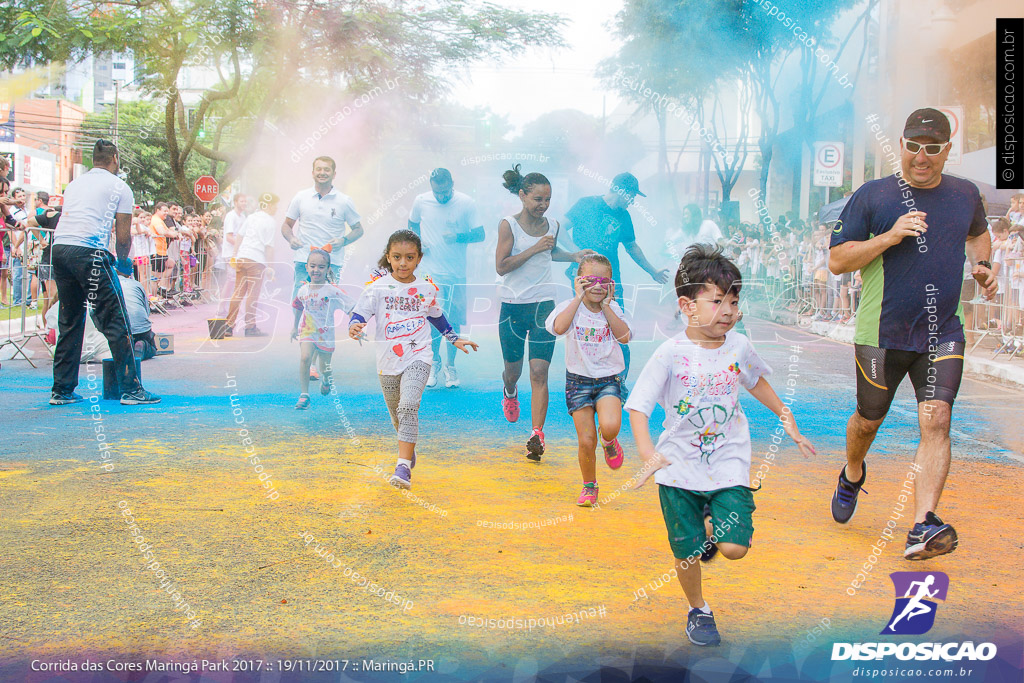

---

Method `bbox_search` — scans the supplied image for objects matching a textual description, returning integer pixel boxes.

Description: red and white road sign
[194,176,219,202]
[935,105,963,166]
[813,142,845,187]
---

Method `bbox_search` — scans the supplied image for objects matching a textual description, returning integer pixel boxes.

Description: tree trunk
[759,142,772,217]
[164,90,195,206]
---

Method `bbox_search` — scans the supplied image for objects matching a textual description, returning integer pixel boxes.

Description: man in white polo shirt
[281,156,362,300]
[408,167,483,388]
[49,139,160,405]
[221,192,247,263]
[225,193,279,337]
[215,193,247,307]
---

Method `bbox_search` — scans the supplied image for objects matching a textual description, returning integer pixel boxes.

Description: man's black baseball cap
[903,108,951,143]
[611,172,646,198]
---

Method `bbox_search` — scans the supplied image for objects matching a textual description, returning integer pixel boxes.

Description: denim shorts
[565,371,625,414]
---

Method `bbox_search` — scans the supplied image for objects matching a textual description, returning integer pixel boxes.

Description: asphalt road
[1,299,1021,682]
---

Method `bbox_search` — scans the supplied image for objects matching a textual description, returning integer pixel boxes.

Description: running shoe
[686,608,722,647]
[602,437,624,470]
[831,463,867,524]
[502,387,520,423]
[50,391,84,406]
[309,366,319,381]
[120,389,162,405]
[444,366,460,388]
[320,376,333,396]
[295,393,310,410]
[904,512,958,560]
[427,362,439,388]
[701,503,719,562]
[244,326,268,337]
[390,463,412,490]
[576,483,598,507]
[526,428,545,461]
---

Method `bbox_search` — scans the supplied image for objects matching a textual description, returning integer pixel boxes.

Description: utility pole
[113,80,120,145]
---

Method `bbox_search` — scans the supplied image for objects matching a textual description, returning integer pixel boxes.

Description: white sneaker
[427,363,439,388]
[444,366,459,388]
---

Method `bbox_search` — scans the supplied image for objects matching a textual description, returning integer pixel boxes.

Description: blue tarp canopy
[818,195,850,224]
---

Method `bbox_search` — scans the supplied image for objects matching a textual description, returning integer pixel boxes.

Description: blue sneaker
[831,464,867,524]
[905,512,958,560]
[50,391,84,406]
[390,463,412,490]
[686,607,721,646]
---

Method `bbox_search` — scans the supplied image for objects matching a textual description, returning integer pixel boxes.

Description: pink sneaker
[526,427,545,461]
[502,388,520,423]
[602,437,624,470]
[576,484,598,507]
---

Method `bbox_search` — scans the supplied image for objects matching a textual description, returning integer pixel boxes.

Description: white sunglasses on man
[902,139,950,156]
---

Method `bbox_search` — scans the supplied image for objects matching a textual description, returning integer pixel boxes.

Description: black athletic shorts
[853,342,965,421]
[498,300,556,364]
[151,254,167,273]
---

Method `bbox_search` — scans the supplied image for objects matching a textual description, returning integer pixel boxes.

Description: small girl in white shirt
[349,230,479,490]
[546,254,632,506]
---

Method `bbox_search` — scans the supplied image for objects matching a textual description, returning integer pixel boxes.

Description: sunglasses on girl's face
[902,139,949,156]
[583,276,612,285]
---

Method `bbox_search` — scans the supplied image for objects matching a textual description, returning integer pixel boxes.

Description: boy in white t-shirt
[545,254,632,506]
[625,244,815,647]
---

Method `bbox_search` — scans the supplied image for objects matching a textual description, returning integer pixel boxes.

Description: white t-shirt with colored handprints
[623,331,771,492]
[351,272,444,375]
[293,283,355,352]
[544,299,631,378]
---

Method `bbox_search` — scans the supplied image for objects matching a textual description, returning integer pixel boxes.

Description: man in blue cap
[563,171,671,377]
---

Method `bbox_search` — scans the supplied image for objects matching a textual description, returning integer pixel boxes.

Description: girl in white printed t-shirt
[349,230,478,490]
[495,165,592,462]
[545,254,632,507]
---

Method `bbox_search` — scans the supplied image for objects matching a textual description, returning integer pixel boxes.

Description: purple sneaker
[390,463,412,490]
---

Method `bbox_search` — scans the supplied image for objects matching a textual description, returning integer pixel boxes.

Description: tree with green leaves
[603,0,867,212]
[81,100,208,206]
[2,0,565,204]
[601,0,759,208]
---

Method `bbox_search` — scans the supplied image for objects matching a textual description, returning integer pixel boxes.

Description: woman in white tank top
[494,165,593,462]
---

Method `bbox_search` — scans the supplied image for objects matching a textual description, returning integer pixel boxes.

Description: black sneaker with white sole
[905,511,958,560]
[831,463,867,524]
[50,391,84,405]
[120,389,162,405]
[686,608,722,646]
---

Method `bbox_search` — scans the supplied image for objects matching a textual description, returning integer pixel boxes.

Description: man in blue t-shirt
[827,108,995,561]
[563,172,670,377]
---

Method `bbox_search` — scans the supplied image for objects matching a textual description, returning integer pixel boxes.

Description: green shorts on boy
[626,328,769,560]
[626,243,815,647]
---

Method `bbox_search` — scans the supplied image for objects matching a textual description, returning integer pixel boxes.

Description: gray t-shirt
[118,274,151,334]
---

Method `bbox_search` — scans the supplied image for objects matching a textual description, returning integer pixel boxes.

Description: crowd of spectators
[668,194,1024,340]
[0,171,264,364]
[5,164,1023,356]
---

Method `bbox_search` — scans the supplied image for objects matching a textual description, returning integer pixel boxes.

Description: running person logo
[881,571,949,635]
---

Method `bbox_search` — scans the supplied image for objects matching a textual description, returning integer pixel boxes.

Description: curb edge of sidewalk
[755,310,1024,392]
